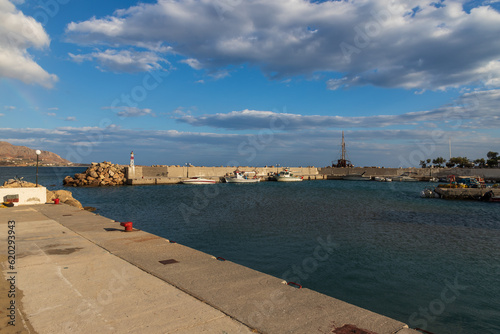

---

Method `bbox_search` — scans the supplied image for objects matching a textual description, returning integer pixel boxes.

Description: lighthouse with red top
[130,151,135,176]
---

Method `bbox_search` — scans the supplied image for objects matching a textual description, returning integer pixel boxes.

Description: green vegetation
[420,151,499,168]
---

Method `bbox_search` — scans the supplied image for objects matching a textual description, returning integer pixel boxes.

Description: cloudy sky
[1,0,499,167]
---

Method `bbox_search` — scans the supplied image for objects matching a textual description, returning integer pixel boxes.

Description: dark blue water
[2,167,500,334]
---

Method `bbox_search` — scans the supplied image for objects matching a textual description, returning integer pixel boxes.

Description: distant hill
[0,141,73,166]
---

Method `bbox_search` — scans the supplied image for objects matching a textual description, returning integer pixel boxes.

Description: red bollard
[54,198,60,204]
[120,222,133,232]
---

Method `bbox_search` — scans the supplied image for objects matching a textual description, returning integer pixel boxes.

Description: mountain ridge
[0,141,74,166]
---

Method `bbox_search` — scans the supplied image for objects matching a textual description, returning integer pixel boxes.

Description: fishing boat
[274,169,303,182]
[373,176,392,182]
[342,172,371,181]
[393,172,419,182]
[225,170,261,183]
[180,177,217,185]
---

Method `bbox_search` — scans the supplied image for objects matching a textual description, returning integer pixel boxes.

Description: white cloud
[65,117,77,121]
[65,0,500,90]
[0,0,57,88]
[69,49,169,73]
[176,89,500,130]
[103,106,155,117]
[181,58,203,70]
[0,113,4,117]
[3,106,16,110]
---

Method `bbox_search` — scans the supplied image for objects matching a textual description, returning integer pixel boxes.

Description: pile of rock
[2,179,36,187]
[63,162,126,187]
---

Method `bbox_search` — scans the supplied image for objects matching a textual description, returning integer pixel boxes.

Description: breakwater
[126,165,500,185]
[126,165,322,185]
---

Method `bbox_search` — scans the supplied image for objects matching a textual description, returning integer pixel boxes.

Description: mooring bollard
[120,222,133,232]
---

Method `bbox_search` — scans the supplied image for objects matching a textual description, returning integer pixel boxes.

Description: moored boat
[225,170,261,183]
[274,169,303,182]
[342,172,371,181]
[181,177,217,185]
[393,172,419,182]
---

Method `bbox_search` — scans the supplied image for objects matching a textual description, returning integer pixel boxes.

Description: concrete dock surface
[1,204,421,334]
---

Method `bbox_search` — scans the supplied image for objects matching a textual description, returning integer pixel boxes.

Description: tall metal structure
[332,131,353,167]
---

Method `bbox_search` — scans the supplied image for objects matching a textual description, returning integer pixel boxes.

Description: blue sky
[1,0,500,167]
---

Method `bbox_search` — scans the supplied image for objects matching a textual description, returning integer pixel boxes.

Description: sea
[2,167,500,334]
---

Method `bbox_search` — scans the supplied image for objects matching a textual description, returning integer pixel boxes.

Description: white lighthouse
[130,151,135,176]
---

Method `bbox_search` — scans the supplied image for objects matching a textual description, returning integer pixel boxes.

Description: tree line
[420,151,499,168]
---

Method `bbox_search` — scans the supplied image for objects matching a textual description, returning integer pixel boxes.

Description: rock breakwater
[63,162,126,187]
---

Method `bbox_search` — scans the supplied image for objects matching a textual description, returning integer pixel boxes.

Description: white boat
[274,169,303,182]
[374,176,392,182]
[421,188,440,198]
[342,173,371,181]
[181,177,217,185]
[225,171,260,183]
[393,175,419,182]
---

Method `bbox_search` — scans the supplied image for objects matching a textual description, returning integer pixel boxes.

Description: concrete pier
[434,187,500,200]
[1,204,420,334]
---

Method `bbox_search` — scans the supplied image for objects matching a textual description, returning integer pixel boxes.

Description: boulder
[62,176,75,186]
[64,198,83,210]
[75,173,86,180]
[52,190,74,202]
[46,189,84,209]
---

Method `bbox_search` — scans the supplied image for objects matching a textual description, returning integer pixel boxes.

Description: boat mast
[341,131,346,163]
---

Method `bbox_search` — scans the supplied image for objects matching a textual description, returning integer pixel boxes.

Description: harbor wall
[319,167,500,180]
[126,165,321,184]
[124,165,500,185]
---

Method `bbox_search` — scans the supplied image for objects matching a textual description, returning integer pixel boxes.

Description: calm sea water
[2,167,500,334]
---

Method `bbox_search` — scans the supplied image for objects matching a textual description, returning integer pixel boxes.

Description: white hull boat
[225,171,260,183]
[393,176,419,182]
[274,169,303,182]
[181,177,217,185]
[342,174,371,181]
[393,172,419,182]
[374,176,392,182]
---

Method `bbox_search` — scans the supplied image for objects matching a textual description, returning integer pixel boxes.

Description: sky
[1,0,500,167]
